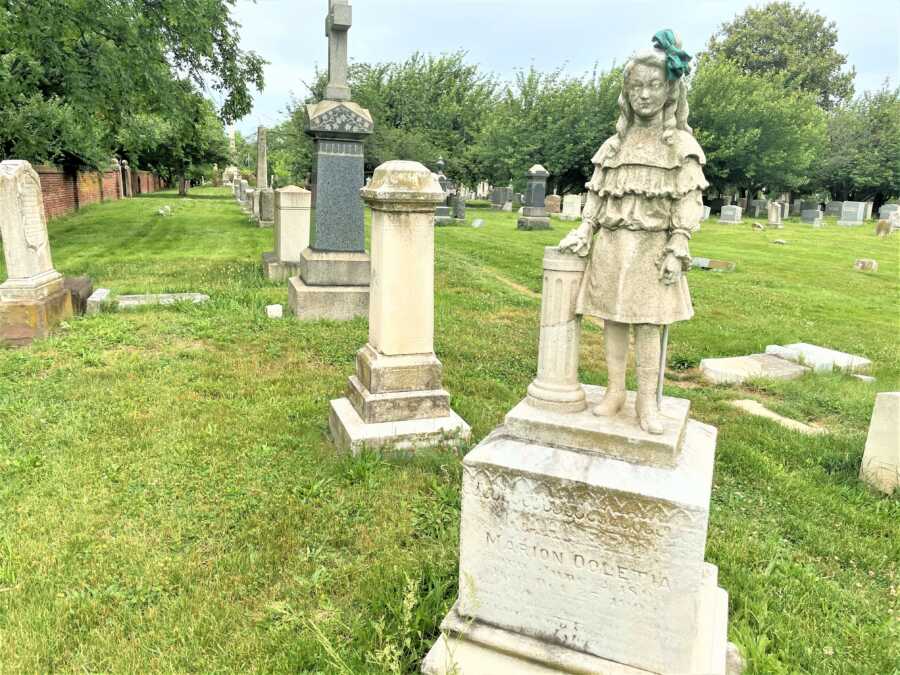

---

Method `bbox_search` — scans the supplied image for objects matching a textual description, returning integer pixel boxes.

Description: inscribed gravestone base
[838,201,865,226]
[0,160,73,345]
[263,186,311,281]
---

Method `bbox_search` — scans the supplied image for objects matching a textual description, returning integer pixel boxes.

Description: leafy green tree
[817,86,900,204]
[467,67,620,193]
[0,0,264,168]
[707,1,855,109]
[290,52,496,185]
[688,55,827,196]
[118,94,228,194]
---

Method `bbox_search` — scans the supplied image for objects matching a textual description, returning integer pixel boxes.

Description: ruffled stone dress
[576,127,708,325]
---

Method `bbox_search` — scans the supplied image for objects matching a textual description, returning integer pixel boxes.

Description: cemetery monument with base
[329,161,471,453]
[289,0,374,321]
[423,32,742,675]
[0,160,73,346]
[517,164,551,230]
[262,186,312,281]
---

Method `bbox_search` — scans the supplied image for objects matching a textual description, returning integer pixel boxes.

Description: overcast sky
[228,0,900,135]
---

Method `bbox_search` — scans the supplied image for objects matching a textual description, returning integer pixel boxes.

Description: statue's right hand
[558,223,592,257]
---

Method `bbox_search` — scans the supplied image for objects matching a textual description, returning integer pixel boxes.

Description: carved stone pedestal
[423,246,740,675]
[329,161,470,454]
[0,280,72,347]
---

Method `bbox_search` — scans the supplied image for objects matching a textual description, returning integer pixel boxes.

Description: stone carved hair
[610,47,691,152]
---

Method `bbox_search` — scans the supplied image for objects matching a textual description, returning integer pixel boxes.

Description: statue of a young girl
[559,31,707,435]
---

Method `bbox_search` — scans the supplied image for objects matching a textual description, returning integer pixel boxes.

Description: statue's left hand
[657,252,683,285]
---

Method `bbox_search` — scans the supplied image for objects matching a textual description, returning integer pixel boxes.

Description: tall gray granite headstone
[289,0,372,321]
[825,201,843,217]
[517,165,550,230]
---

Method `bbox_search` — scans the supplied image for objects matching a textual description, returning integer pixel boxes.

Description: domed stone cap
[360,160,445,211]
[528,164,549,177]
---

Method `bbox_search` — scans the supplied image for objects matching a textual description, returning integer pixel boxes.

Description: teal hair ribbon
[652,29,692,80]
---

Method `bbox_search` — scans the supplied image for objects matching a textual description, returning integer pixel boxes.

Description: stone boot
[636,366,664,435]
[593,321,628,418]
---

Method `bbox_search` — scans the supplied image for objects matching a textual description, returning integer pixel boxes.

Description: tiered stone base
[329,346,470,453]
[262,252,301,282]
[288,277,368,320]
[0,288,73,346]
[329,397,470,454]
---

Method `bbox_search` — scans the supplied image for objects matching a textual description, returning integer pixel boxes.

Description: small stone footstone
[767,343,871,374]
[471,219,484,228]
[700,353,810,385]
[63,276,93,316]
[86,288,110,315]
[117,293,209,310]
[266,304,283,319]
[506,384,691,468]
[773,239,787,245]
[853,374,876,383]
[859,392,899,494]
[730,399,825,435]
[854,259,878,272]
[692,257,736,272]
[752,222,765,230]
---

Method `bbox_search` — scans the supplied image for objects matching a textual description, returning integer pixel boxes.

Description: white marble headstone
[0,160,62,300]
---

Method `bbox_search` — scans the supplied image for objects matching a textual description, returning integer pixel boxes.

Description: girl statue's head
[610,35,692,151]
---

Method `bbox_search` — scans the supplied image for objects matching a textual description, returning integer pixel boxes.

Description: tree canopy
[0,0,265,171]
[688,55,827,195]
[707,1,855,109]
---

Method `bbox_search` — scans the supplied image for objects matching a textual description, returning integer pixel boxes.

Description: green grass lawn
[1,188,898,673]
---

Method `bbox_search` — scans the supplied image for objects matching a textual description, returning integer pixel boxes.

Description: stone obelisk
[255,126,274,227]
[289,0,374,320]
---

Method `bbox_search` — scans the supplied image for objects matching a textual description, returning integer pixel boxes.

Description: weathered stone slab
[801,209,823,226]
[544,194,561,213]
[854,258,878,272]
[878,204,898,220]
[768,342,871,373]
[859,392,899,494]
[730,399,825,435]
[116,293,209,310]
[700,353,810,385]
[825,201,843,217]
[692,257,736,272]
[86,288,111,315]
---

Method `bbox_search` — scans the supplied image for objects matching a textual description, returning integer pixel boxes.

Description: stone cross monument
[289,0,374,321]
[0,160,73,345]
[325,0,352,101]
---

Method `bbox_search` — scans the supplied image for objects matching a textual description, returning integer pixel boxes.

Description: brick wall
[34,164,165,220]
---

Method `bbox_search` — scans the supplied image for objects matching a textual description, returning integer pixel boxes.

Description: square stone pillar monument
[288,0,374,321]
[518,164,550,230]
[423,247,740,675]
[262,186,312,281]
[329,160,471,454]
[255,126,275,228]
[0,161,73,346]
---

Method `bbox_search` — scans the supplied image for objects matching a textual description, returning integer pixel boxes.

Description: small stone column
[259,188,275,227]
[121,160,133,198]
[239,180,250,212]
[262,186,311,281]
[526,247,588,412]
[328,160,471,454]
